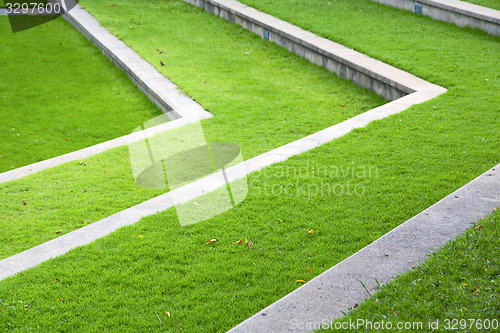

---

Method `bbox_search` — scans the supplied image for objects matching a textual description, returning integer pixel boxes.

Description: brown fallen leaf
[108,3,116,6]
[246,240,252,249]
[23,200,27,206]
[160,61,165,66]
[475,225,483,230]
[206,239,217,244]
[0,155,4,157]
[165,311,171,317]
[18,272,26,276]
[295,279,306,283]
[60,298,64,303]
[63,138,68,141]
[471,287,479,294]
[56,230,62,234]
[235,240,243,244]
[307,229,315,234]
[389,309,397,316]
[307,267,310,274]
[24,304,30,309]
[79,160,83,165]
[55,278,59,283]
[83,190,88,193]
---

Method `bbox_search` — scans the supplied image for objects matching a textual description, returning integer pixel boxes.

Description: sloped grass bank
[0,0,383,259]
[0,146,165,260]
[77,0,386,159]
[0,17,163,173]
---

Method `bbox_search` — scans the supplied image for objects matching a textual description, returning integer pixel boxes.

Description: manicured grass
[77,0,386,160]
[0,17,163,173]
[0,0,499,331]
[0,146,166,260]
[462,0,500,10]
[329,210,499,331]
[0,0,383,259]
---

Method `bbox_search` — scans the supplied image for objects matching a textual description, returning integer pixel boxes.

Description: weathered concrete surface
[182,0,442,101]
[62,6,212,121]
[228,164,500,332]
[370,0,500,36]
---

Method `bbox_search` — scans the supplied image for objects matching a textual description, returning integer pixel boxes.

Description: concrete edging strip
[228,163,500,332]
[369,0,500,36]
[0,5,212,183]
[0,118,192,184]
[0,89,445,281]
[62,6,212,121]
[182,0,444,100]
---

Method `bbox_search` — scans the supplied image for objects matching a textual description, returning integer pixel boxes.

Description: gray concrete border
[182,0,442,101]
[0,118,193,184]
[0,5,212,183]
[229,164,500,332]
[370,0,500,36]
[61,6,212,120]
[0,90,445,281]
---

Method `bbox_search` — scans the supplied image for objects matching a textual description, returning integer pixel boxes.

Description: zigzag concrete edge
[369,0,500,36]
[62,6,213,121]
[1,0,445,291]
[0,6,212,184]
[228,164,500,333]
[0,92,443,281]
[0,118,191,184]
[182,0,444,101]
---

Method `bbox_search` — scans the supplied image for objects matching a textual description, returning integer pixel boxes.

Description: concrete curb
[0,6,212,183]
[182,0,443,101]
[1,0,445,291]
[0,118,192,184]
[61,6,212,121]
[369,0,500,36]
[0,91,444,281]
[228,164,500,332]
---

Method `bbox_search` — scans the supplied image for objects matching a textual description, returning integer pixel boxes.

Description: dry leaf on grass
[206,239,217,244]
[307,230,315,234]
[295,280,306,283]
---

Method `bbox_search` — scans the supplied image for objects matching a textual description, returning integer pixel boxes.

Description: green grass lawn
[329,209,499,332]
[0,146,166,260]
[0,0,384,259]
[461,0,500,10]
[76,0,386,160]
[0,17,163,173]
[0,0,498,331]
